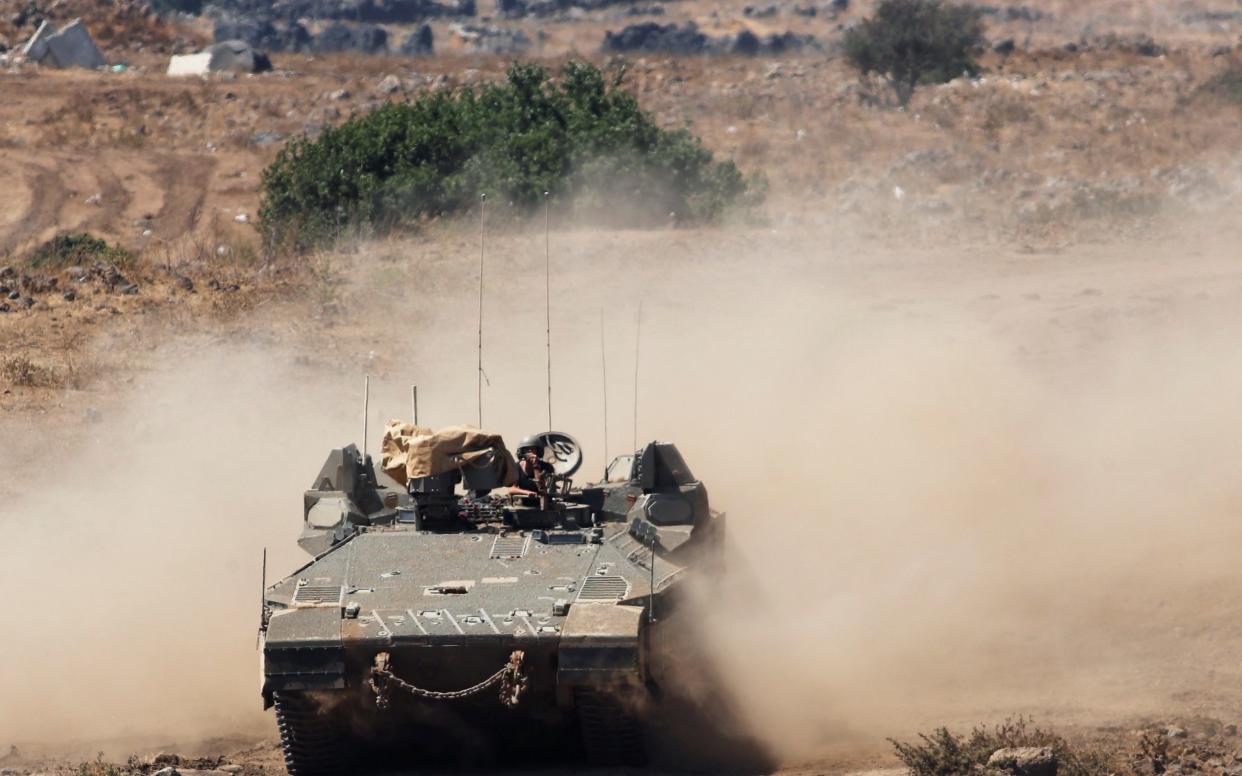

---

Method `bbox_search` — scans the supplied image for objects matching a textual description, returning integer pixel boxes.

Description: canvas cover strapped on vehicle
[380,421,519,486]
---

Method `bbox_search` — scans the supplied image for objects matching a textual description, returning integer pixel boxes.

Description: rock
[219,767,243,774]
[602,21,815,55]
[988,747,1058,776]
[448,23,530,53]
[602,22,709,53]
[1225,724,1237,736]
[0,303,9,313]
[251,130,284,146]
[63,289,76,301]
[994,37,1015,54]
[7,290,19,300]
[42,19,108,69]
[377,73,403,94]
[0,265,14,279]
[121,284,139,295]
[744,3,779,17]
[329,88,351,100]
[152,768,178,776]
[399,24,434,56]
[176,275,194,292]
[1167,726,1189,738]
[313,23,388,54]
[206,40,273,72]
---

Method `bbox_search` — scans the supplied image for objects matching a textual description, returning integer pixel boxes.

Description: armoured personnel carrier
[259,423,724,774]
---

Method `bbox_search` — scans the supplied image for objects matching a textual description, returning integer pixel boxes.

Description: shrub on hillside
[844,0,985,106]
[258,62,756,251]
[891,718,1116,776]
[26,233,133,270]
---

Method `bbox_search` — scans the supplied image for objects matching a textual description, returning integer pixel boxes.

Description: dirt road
[4,220,1242,774]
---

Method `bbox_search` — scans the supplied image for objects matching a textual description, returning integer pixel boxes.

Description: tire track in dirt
[85,160,132,237]
[152,154,217,241]
[1,162,68,255]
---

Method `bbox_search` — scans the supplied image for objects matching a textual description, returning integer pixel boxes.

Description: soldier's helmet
[516,435,545,457]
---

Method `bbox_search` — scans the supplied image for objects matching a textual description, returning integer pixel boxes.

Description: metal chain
[368,650,527,710]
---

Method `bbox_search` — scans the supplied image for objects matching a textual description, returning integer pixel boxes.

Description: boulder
[312,22,391,54]
[987,747,1058,776]
[207,40,272,72]
[399,23,434,55]
[602,22,708,54]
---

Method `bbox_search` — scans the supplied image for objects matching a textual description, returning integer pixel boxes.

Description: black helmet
[516,435,545,457]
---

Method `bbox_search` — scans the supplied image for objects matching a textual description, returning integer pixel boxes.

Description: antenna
[648,532,657,624]
[257,546,268,648]
[362,374,370,460]
[477,193,486,428]
[600,308,609,480]
[633,301,642,453]
[544,191,552,432]
[411,384,419,426]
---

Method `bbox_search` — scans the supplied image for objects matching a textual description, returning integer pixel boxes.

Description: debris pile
[20,19,105,68]
[0,0,192,56]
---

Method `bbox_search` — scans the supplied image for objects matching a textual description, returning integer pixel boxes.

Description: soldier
[511,435,555,502]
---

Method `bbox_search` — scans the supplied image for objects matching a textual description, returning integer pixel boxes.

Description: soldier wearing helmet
[511,435,555,502]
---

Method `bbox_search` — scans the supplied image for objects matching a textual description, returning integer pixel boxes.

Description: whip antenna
[411,385,418,426]
[544,191,552,432]
[477,194,486,428]
[362,374,370,460]
[633,301,642,453]
[601,308,609,479]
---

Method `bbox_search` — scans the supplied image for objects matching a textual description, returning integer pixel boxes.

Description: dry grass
[2,354,60,388]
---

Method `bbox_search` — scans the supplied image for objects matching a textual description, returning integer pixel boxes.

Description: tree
[843,0,985,107]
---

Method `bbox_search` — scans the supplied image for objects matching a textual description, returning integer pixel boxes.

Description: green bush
[844,0,985,106]
[26,233,133,270]
[258,62,757,251]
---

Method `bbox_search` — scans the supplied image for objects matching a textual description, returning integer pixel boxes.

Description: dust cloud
[4,224,1242,765]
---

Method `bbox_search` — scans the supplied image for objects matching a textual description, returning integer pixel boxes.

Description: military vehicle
[259,424,724,775]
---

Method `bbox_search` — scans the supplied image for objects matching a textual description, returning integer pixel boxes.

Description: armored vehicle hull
[261,432,721,774]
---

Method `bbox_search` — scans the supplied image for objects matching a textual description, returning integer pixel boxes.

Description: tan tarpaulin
[380,421,518,486]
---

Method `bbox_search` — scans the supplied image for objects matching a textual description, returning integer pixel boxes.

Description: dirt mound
[0,0,198,55]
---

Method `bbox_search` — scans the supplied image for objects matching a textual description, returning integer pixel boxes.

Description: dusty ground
[3,1,1242,775]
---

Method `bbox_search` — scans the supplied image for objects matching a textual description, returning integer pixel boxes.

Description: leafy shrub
[26,233,133,270]
[1199,63,1242,105]
[258,61,757,251]
[844,0,986,106]
[891,718,1117,776]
